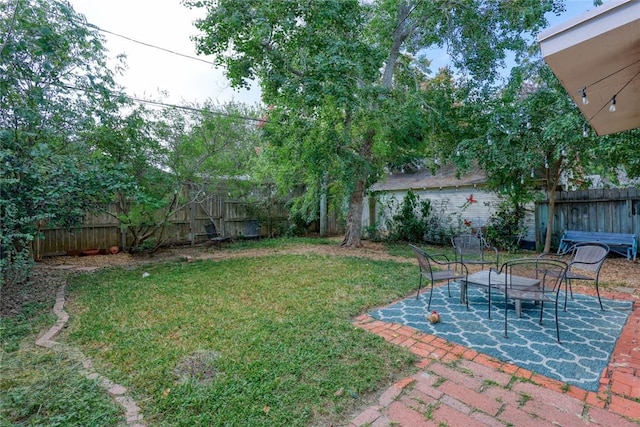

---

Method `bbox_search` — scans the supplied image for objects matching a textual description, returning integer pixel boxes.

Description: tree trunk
[543,157,563,253]
[341,3,413,247]
[341,130,374,247]
[341,179,366,247]
[543,189,556,253]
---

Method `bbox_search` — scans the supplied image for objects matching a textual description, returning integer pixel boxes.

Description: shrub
[383,191,465,245]
[363,223,385,242]
[385,190,430,242]
[484,200,526,252]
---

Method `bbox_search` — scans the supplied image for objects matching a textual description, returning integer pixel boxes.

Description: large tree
[84,99,264,253]
[185,0,565,247]
[0,0,125,282]
[448,58,616,253]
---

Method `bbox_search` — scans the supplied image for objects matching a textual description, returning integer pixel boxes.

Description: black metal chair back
[451,234,499,270]
[497,258,568,342]
[409,244,467,310]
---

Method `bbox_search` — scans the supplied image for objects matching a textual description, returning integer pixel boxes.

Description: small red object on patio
[426,310,441,324]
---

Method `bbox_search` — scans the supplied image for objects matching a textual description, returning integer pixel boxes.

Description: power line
[42,8,239,105]
[45,8,215,67]
[57,83,265,123]
[6,7,264,122]
[86,23,216,66]
[393,0,424,34]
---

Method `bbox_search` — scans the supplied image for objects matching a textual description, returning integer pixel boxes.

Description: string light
[580,87,589,105]
[583,124,588,138]
[456,148,461,156]
[561,146,566,157]
[530,168,534,178]
[520,176,524,185]
[580,58,640,122]
[544,158,549,169]
[487,138,493,146]
[609,95,617,112]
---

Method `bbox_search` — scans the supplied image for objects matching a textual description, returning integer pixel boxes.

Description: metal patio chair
[204,221,233,248]
[409,244,468,310]
[540,242,609,311]
[497,258,568,343]
[451,234,499,270]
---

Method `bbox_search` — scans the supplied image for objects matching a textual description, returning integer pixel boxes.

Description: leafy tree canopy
[184,0,566,246]
[1,0,129,283]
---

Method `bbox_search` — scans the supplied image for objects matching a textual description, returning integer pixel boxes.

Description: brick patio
[350,286,640,426]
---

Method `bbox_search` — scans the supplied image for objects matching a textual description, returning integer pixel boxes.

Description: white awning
[538,0,640,136]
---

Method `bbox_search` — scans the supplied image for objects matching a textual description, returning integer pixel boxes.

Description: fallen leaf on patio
[334,387,344,396]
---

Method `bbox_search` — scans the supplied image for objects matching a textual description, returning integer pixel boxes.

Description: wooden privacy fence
[35,195,291,257]
[535,188,640,250]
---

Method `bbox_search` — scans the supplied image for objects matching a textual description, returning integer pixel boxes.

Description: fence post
[120,227,126,252]
[189,199,196,245]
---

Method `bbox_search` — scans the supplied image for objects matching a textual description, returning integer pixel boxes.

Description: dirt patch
[2,240,639,316]
[173,350,221,385]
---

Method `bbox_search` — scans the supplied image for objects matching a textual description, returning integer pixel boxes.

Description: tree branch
[261,41,304,77]
[381,2,416,89]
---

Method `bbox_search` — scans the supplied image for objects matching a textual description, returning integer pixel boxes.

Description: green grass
[1,303,124,426]
[63,251,419,426]
[219,236,338,252]
[0,349,125,426]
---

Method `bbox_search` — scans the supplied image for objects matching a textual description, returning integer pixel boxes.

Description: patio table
[460,269,541,318]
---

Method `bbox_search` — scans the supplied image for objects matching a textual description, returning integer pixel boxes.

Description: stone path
[35,280,146,427]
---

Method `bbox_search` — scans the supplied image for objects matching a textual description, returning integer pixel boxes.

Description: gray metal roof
[370,164,486,192]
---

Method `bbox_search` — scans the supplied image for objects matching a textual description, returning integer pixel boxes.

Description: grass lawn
[60,247,419,425]
[1,303,125,426]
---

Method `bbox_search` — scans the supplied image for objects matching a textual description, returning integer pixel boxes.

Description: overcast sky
[69,0,263,106]
[68,0,599,108]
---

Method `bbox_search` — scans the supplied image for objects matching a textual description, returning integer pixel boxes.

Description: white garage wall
[364,187,536,242]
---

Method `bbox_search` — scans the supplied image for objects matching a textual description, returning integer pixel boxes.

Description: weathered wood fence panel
[535,188,640,249]
[35,194,280,256]
[36,191,343,257]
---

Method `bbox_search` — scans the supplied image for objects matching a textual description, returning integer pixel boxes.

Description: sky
[68,0,263,106]
[68,0,602,108]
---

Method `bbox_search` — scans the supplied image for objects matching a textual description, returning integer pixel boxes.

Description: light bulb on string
[520,176,524,185]
[544,158,549,169]
[456,148,461,156]
[580,87,589,105]
[561,146,566,157]
[609,95,616,112]
[487,138,493,146]
[530,168,535,178]
[583,124,588,138]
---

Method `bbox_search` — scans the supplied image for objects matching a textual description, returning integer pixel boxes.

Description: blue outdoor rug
[370,283,634,392]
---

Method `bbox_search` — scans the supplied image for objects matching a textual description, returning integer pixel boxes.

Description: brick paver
[351,286,640,426]
[35,284,146,427]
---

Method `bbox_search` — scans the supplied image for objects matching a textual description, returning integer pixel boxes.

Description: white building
[363,164,537,244]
